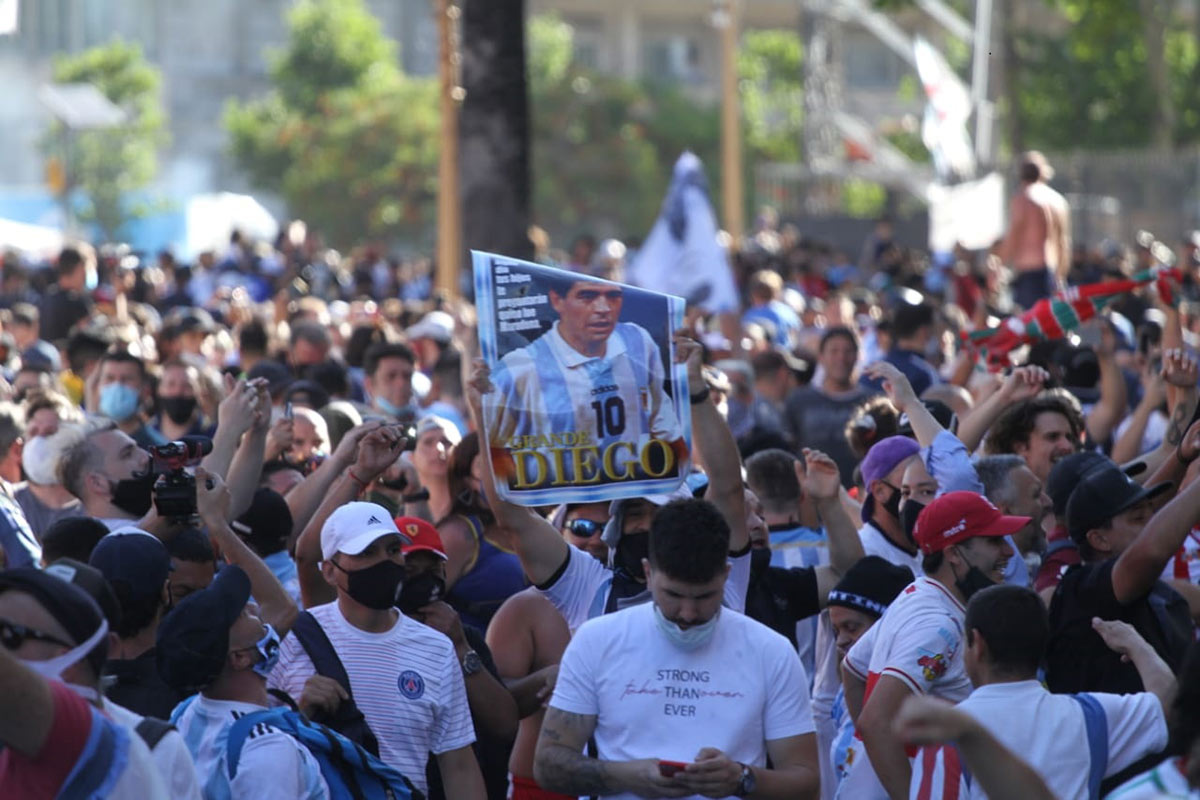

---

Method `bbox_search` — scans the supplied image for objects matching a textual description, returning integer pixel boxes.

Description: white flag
[627,152,740,314]
[914,37,975,180]
[0,0,17,36]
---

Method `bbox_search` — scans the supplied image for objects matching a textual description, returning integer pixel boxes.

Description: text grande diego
[497,429,679,488]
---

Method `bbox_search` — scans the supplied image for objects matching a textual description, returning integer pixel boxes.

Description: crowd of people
[2,152,1200,799]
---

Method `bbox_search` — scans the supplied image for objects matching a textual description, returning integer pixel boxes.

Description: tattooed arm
[1137,350,1199,489]
[533,708,692,797]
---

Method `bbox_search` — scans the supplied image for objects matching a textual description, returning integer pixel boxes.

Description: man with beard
[840,492,1024,799]
[534,498,820,799]
[975,454,1053,579]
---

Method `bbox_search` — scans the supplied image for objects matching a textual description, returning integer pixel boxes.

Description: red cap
[395,517,447,560]
[913,491,1030,555]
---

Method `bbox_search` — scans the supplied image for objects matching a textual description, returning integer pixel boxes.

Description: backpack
[226,706,424,800]
[290,610,382,757]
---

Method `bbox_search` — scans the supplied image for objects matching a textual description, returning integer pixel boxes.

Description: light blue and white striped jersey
[172,694,328,800]
[487,321,683,478]
[768,524,829,680]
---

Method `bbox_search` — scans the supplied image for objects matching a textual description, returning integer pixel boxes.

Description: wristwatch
[461,649,483,677]
[734,763,756,797]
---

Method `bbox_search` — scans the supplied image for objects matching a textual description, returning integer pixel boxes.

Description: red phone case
[658,760,688,777]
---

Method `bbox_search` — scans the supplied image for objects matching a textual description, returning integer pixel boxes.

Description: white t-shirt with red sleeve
[837,577,970,800]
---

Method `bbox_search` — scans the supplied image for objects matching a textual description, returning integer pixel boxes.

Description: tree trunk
[1140,0,1175,150]
[459,0,533,267]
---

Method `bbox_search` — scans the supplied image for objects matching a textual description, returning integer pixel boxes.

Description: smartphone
[658,760,688,778]
[284,402,293,420]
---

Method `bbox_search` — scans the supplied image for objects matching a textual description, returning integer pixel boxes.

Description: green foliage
[48,40,167,240]
[737,29,804,163]
[842,178,888,218]
[269,0,398,111]
[528,16,803,241]
[225,0,437,248]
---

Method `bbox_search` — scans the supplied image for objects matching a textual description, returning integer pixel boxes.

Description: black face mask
[333,558,406,610]
[110,467,156,517]
[952,550,997,600]
[881,486,902,520]
[614,531,650,582]
[397,570,446,615]
[900,499,926,548]
[160,396,198,425]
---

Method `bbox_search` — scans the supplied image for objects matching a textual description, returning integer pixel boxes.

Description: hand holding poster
[473,251,692,505]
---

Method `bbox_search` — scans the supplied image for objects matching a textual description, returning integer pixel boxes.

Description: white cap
[320,502,409,561]
[406,311,454,344]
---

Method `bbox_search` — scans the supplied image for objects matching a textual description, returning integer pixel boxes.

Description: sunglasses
[0,619,74,652]
[565,519,603,538]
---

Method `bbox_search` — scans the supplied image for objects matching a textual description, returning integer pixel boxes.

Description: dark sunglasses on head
[565,519,603,538]
[0,619,74,651]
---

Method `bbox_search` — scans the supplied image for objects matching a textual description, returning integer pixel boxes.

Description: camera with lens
[149,437,213,520]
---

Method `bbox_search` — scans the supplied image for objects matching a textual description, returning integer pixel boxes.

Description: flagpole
[714,0,744,243]
[435,0,462,299]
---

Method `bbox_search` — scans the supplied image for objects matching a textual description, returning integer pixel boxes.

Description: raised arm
[293,424,408,608]
[467,359,570,585]
[894,695,1056,800]
[285,421,384,554]
[224,381,270,519]
[198,467,298,635]
[864,361,941,448]
[1112,457,1200,604]
[677,332,747,552]
[1138,353,1200,490]
[802,449,865,603]
[956,366,1049,454]
[201,375,260,478]
[1092,617,1176,712]
[1085,321,1129,445]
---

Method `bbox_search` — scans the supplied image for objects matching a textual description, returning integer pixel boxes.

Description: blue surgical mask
[652,604,720,651]
[374,395,414,420]
[99,383,141,422]
[250,623,281,679]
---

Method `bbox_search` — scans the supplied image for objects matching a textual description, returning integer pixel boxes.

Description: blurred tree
[225,0,439,248]
[47,40,167,241]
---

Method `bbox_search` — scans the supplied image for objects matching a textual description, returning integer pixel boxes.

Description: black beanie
[827,556,914,618]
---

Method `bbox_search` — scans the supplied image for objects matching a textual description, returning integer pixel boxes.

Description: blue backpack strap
[227,707,417,800]
[58,706,131,800]
[1071,693,1109,800]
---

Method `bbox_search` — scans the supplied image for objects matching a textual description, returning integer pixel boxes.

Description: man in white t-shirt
[534,497,819,799]
[157,564,327,800]
[910,584,1172,799]
[842,491,1025,800]
[269,502,485,799]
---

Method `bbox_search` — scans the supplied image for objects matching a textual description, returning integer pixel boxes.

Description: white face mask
[653,604,720,651]
[20,619,108,680]
[21,426,79,486]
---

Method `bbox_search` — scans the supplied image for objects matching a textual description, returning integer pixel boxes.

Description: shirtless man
[485,504,605,800]
[999,151,1071,310]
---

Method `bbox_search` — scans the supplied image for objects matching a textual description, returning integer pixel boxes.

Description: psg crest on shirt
[474,251,693,506]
